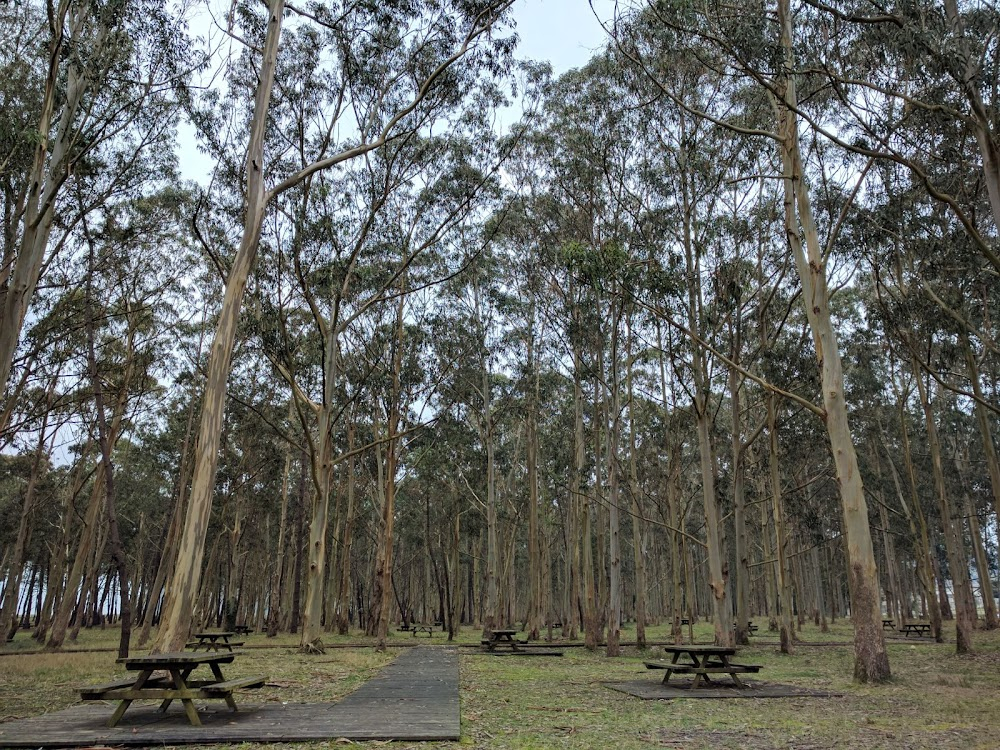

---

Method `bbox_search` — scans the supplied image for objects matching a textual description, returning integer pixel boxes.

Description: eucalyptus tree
[612,0,890,680]
[154,0,516,653]
[0,0,192,428]
[40,184,195,651]
[793,0,1000,274]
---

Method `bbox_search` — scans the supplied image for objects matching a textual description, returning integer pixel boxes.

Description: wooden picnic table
[482,628,520,651]
[412,625,435,637]
[187,631,243,652]
[882,618,895,630]
[78,651,265,727]
[233,624,253,636]
[900,622,932,637]
[645,644,761,689]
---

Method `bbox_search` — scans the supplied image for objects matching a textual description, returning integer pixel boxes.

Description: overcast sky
[175,0,616,183]
[514,0,614,74]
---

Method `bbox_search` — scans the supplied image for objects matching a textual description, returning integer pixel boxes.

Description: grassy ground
[1,620,998,749]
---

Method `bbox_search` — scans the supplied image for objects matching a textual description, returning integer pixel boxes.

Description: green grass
[2,620,999,749]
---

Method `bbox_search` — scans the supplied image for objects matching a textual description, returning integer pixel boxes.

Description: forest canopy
[1,0,998,684]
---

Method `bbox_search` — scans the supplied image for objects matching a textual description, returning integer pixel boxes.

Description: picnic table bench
[233,624,253,636]
[397,623,412,632]
[186,631,244,652]
[901,622,932,637]
[645,644,761,689]
[412,625,435,637]
[882,618,895,630]
[78,651,265,727]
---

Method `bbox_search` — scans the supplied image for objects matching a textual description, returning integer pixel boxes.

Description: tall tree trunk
[605,299,623,657]
[525,316,542,641]
[626,316,647,650]
[680,136,731,645]
[886,401,942,639]
[0,397,52,641]
[82,235,131,658]
[374,280,406,651]
[152,0,285,653]
[963,335,1000,535]
[728,339,750,646]
[767,393,794,654]
[953,443,997,630]
[336,420,357,635]
[267,404,295,637]
[776,0,888,682]
[34,440,92,642]
[911,359,974,653]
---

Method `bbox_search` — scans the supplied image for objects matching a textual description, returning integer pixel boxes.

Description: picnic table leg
[720,655,745,688]
[158,666,196,713]
[209,661,239,711]
[106,669,154,728]
[169,668,202,726]
[692,654,718,688]
[661,651,682,684]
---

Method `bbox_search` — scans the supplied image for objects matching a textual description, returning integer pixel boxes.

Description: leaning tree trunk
[775,0,888,682]
[0,3,98,410]
[152,1,285,654]
[0,410,49,641]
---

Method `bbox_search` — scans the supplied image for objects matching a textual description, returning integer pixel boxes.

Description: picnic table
[645,644,761,688]
[233,624,253,636]
[882,618,895,630]
[78,651,265,727]
[901,622,932,638]
[482,628,520,651]
[412,625,435,637]
[187,631,243,652]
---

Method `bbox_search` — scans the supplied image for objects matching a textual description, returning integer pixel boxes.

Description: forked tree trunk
[775,0,889,682]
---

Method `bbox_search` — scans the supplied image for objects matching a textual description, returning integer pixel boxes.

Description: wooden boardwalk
[0,646,459,746]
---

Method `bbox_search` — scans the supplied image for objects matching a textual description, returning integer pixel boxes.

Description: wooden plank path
[0,647,459,746]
